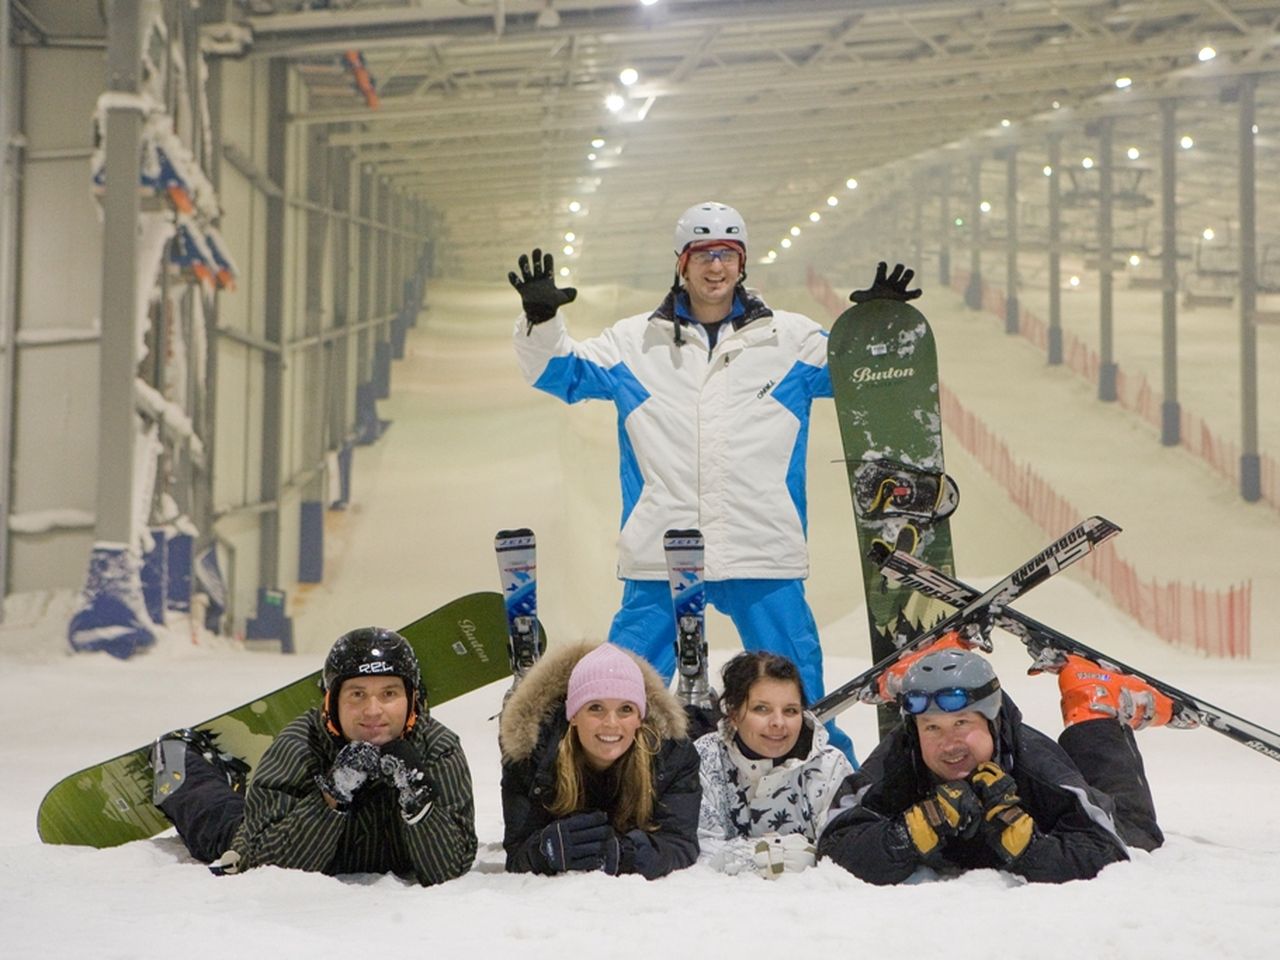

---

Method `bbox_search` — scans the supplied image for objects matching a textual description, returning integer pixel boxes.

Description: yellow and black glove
[970,761,1035,864]
[903,779,981,858]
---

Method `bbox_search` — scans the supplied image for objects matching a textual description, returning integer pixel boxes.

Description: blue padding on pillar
[332,440,354,508]
[246,587,294,653]
[299,500,324,583]
[166,532,193,612]
[141,529,168,625]
[374,341,392,398]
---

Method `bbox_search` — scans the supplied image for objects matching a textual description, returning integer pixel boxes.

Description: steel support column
[964,153,983,309]
[1096,117,1117,402]
[1004,144,1018,334]
[1160,99,1181,445]
[1047,132,1063,364]
[1238,77,1260,501]
[96,0,145,545]
[938,165,951,286]
[258,58,288,588]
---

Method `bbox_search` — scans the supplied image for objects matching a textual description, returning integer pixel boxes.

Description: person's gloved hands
[752,832,818,879]
[379,740,436,824]
[849,261,922,303]
[537,810,612,873]
[315,740,383,811]
[508,249,578,324]
[969,761,1036,864]
[902,779,982,858]
[599,829,623,875]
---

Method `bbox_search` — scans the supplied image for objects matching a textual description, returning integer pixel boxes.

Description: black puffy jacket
[498,642,701,879]
[818,694,1129,884]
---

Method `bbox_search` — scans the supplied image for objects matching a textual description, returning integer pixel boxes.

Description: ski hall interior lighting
[591,137,605,148]
[1199,46,1217,62]
[845,178,858,190]
[1180,136,1194,149]
[780,238,792,249]
[789,226,801,236]
[619,67,639,86]
[568,200,582,212]
[827,196,838,207]
[605,93,625,113]
[809,212,821,223]
[1127,147,1141,160]
[1081,156,1094,169]
[1115,76,1132,89]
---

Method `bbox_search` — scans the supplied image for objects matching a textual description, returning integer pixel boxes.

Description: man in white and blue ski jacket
[509,203,915,764]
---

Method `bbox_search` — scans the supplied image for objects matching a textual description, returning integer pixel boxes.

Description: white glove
[752,832,817,879]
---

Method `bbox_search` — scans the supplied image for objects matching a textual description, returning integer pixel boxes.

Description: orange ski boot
[1057,654,1181,730]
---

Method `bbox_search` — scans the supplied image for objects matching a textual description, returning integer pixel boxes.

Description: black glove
[849,261,922,303]
[902,779,982,858]
[969,761,1035,864]
[379,739,437,824]
[537,810,612,873]
[315,740,383,811]
[508,249,577,325]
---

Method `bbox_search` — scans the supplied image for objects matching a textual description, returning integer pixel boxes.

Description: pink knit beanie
[565,643,648,720]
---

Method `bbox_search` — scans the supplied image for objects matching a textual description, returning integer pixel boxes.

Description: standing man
[509,201,913,763]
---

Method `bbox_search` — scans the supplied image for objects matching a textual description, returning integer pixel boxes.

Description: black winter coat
[817,694,1129,884]
[498,642,701,879]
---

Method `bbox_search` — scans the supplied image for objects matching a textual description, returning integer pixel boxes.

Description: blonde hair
[548,721,661,832]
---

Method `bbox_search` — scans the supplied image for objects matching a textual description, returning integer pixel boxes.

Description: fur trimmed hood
[499,641,688,763]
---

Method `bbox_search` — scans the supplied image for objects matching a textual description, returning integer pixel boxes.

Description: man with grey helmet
[818,634,1167,884]
[508,202,917,765]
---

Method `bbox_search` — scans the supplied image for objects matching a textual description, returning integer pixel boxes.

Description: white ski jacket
[694,714,853,875]
[512,287,832,580]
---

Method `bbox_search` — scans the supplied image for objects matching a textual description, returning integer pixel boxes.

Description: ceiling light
[789,226,801,237]
[1180,135,1194,149]
[809,212,821,223]
[780,238,792,249]
[1052,100,1061,109]
[591,137,605,148]
[979,201,991,213]
[1081,157,1094,169]
[563,244,575,255]
[1202,228,1215,241]
[605,93,625,113]
[1115,76,1132,89]
[1198,46,1216,62]
[845,178,858,190]
[1128,254,1141,267]
[1126,147,1140,160]
[640,0,660,6]
[587,153,597,161]
[619,67,639,87]
[559,267,571,277]
[1000,118,1011,127]
[826,196,838,207]
[568,200,582,212]
[535,1,560,30]
[1043,165,1053,176]
[1069,275,1080,287]
[564,232,575,242]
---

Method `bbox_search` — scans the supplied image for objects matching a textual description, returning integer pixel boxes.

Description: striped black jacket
[231,709,477,885]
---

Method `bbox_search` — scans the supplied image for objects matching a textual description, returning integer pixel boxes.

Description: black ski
[876,546,1280,763]
[813,516,1121,723]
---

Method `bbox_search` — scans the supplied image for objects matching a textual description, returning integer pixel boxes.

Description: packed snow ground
[3,277,1279,959]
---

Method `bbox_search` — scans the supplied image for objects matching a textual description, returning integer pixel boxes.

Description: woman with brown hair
[499,642,700,879]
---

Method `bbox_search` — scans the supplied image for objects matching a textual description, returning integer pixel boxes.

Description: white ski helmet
[673,201,747,256]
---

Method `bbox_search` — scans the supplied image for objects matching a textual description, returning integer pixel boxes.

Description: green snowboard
[38,592,526,848]
[827,299,957,735]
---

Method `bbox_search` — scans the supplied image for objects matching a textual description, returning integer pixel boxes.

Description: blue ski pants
[608,577,856,765]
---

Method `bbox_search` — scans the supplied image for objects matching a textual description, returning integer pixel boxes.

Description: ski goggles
[900,677,1001,716]
[687,246,742,265]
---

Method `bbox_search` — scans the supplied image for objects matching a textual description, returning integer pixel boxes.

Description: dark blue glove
[537,811,611,873]
[508,248,577,324]
[849,262,922,303]
[600,829,623,876]
[379,740,436,824]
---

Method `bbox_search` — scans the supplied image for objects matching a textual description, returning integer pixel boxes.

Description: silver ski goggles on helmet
[900,677,1001,715]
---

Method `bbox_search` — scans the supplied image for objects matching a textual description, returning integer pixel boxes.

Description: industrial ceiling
[15,0,1280,287]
